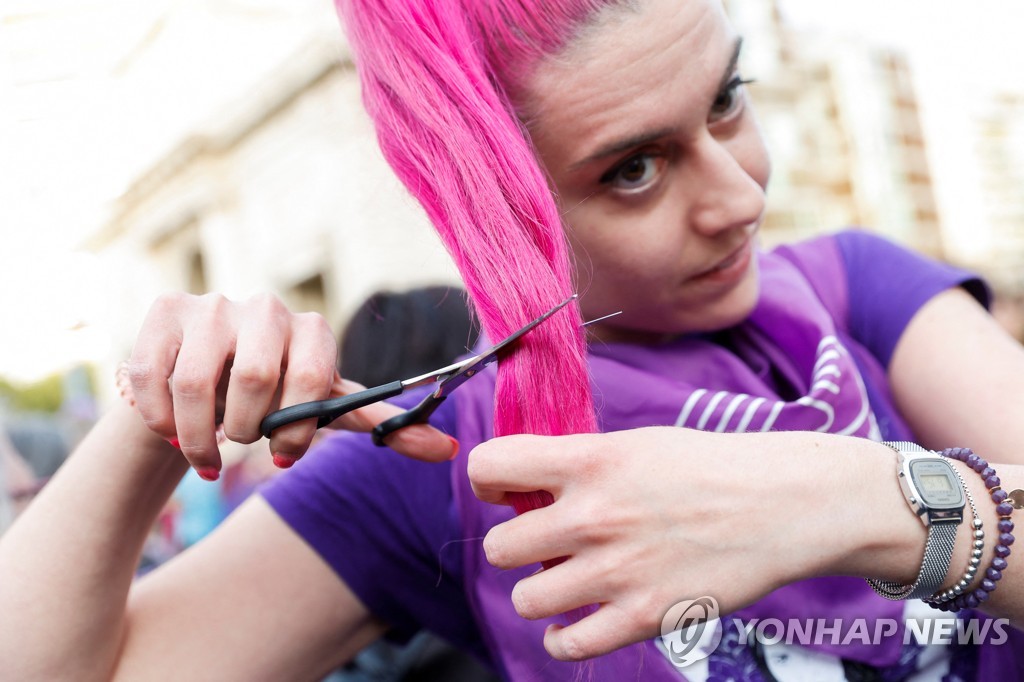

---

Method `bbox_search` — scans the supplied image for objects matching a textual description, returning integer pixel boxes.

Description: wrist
[104,398,179,451]
[865,442,968,600]
[818,438,929,583]
[78,401,189,488]
[745,433,915,585]
[841,442,1017,609]
[8,400,190,574]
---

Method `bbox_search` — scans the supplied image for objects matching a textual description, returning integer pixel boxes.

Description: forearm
[0,401,189,680]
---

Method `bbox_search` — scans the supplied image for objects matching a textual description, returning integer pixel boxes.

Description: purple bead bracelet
[931,448,1014,612]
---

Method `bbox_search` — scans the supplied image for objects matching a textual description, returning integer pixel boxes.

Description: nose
[684,133,766,237]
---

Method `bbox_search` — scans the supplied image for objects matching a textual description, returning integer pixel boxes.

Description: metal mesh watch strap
[867,521,958,600]
[866,441,960,601]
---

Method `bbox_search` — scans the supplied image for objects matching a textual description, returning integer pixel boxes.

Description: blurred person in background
[0,417,65,536]
[0,428,38,536]
[326,285,494,682]
[5,414,70,483]
[338,286,479,389]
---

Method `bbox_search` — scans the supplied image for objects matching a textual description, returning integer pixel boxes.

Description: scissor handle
[371,392,447,446]
[260,380,404,439]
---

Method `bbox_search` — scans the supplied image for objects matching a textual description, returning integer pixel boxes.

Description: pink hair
[335,0,615,513]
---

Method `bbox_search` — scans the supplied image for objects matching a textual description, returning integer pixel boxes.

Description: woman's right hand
[126,292,457,478]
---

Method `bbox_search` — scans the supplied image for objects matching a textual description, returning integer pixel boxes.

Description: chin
[586,262,762,343]
[687,256,761,333]
[597,296,760,345]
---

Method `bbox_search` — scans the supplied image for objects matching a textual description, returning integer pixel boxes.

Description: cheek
[566,209,679,286]
[567,224,626,287]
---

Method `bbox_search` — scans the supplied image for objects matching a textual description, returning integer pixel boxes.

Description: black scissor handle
[260,380,404,438]
[371,392,447,446]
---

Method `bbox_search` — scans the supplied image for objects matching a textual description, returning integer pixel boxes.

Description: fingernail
[196,467,220,482]
[166,437,181,449]
[272,453,296,469]
[447,436,460,460]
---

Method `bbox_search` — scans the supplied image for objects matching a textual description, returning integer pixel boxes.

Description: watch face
[908,459,965,509]
[919,473,954,492]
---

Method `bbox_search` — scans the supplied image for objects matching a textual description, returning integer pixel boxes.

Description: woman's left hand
[468,427,901,661]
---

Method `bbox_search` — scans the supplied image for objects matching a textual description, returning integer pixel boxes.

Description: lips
[690,239,751,281]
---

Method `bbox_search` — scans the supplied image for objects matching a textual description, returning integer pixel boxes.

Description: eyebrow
[568,36,745,172]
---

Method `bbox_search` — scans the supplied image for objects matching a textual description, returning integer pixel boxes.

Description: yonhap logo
[660,596,723,667]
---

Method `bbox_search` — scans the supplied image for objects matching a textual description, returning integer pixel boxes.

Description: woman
[2,0,1023,680]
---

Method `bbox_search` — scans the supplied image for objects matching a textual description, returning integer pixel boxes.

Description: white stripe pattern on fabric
[735,397,767,433]
[696,391,728,430]
[760,400,786,432]
[675,388,707,427]
[670,335,878,439]
[715,394,748,432]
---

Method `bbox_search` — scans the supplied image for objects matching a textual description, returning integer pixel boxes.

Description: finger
[379,421,459,463]
[267,312,337,460]
[544,603,646,662]
[128,294,186,439]
[510,559,612,622]
[468,434,578,504]
[482,504,573,570]
[326,379,459,463]
[170,295,235,474]
[221,294,289,444]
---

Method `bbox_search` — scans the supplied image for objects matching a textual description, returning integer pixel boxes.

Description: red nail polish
[272,453,295,469]
[167,437,181,449]
[196,467,220,482]
[447,436,460,460]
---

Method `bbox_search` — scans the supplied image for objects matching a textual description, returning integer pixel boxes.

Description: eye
[711,75,755,121]
[600,153,663,193]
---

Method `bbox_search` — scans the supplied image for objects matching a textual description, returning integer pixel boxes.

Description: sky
[0,0,1022,383]
[0,0,337,383]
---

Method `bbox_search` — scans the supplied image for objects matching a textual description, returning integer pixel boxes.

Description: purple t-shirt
[260,230,1004,677]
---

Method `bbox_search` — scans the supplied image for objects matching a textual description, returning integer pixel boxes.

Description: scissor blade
[475,294,577,359]
[427,294,577,397]
[488,294,577,355]
[400,356,477,389]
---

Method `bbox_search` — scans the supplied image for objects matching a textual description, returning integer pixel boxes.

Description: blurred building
[86,33,459,397]
[975,92,1024,289]
[726,0,942,256]
[731,0,1024,337]
[974,91,1024,338]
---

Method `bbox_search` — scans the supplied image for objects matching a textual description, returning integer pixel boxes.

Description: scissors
[259,294,577,445]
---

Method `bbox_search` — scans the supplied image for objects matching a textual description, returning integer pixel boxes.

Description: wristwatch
[866,441,965,600]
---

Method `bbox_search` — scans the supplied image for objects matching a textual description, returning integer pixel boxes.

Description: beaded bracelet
[930,448,1015,612]
[115,361,137,408]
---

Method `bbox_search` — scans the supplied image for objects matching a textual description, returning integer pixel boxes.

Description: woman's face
[523,0,770,343]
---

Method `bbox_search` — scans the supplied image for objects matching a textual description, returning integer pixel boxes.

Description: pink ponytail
[335,0,608,512]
